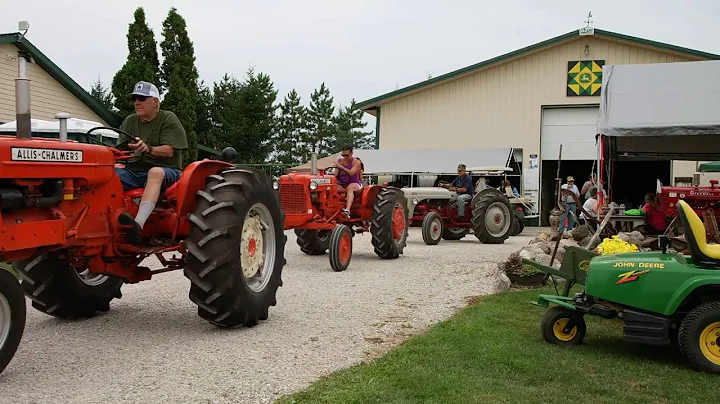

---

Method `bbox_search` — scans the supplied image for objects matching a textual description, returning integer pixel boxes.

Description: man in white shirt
[580,187,599,224]
[559,176,580,232]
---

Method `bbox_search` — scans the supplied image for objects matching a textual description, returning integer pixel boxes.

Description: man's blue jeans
[559,203,576,231]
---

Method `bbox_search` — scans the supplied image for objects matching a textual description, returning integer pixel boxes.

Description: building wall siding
[0,43,106,124]
[378,36,697,155]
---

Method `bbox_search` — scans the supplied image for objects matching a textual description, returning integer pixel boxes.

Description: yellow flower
[596,236,639,255]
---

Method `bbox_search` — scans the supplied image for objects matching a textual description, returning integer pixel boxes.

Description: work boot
[118,212,142,245]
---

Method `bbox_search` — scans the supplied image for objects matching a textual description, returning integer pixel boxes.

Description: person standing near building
[558,176,580,232]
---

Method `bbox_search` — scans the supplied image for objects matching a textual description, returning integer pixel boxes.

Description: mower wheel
[442,227,468,241]
[470,189,513,244]
[295,229,331,255]
[329,225,353,272]
[14,255,123,319]
[0,269,26,375]
[541,306,587,346]
[184,168,286,328]
[509,215,522,237]
[678,301,720,374]
[371,187,409,259]
[421,212,443,245]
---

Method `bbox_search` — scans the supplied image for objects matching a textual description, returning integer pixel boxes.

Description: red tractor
[276,157,409,272]
[657,178,720,239]
[0,52,286,375]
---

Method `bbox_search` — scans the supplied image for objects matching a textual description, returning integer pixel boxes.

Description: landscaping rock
[534,253,553,267]
[617,232,631,243]
[488,262,512,292]
[519,248,537,261]
[559,239,580,249]
[629,231,645,246]
[571,225,590,241]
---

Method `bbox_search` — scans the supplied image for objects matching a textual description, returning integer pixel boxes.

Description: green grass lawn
[277,287,717,404]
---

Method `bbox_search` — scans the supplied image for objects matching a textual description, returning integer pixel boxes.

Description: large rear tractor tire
[470,189,513,244]
[13,255,123,319]
[184,168,286,328]
[0,269,26,375]
[295,229,331,255]
[371,187,410,259]
[421,212,443,245]
[329,225,353,272]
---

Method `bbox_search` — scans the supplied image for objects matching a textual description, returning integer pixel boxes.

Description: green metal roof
[698,162,720,172]
[356,28,720,111]
[0,33,123,126]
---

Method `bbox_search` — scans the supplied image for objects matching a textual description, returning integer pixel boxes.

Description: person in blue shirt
[441,164,474,219]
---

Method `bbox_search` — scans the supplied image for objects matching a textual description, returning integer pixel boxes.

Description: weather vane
[579,11,594,35]
[584,11,593,28]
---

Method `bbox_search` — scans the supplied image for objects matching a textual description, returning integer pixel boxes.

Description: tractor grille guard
[279,183,307,214]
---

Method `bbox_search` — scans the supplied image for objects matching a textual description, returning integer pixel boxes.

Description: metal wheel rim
[700,321,720,365]
[484,202,511,237]
[430,217,442,240]
[75,268,109,286]
[0,293,11,350]
[240,203,276,293]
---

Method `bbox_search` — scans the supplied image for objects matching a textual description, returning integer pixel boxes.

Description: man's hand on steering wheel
[128,137,151,154]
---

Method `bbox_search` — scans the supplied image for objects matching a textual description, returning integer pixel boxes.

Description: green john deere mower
[532,200,720,374]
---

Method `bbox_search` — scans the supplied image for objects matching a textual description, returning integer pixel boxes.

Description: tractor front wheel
[442,227,468,241]
[329,225,353,272]
[678,301,720,374]
[421,212,443,245]
[295,229,331,255]
[184,168,286,328]
[470,189,513,244]
[0,269,25,375]
[541,306,587,346]
[371,187,409,259]
[14,255,123,319]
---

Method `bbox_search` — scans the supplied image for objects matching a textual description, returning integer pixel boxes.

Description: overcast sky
[2,0,719,129]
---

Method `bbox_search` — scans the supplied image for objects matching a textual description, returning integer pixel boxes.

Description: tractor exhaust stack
[15,51,32,139]
[56,113,71,142]
[310,152,318,175]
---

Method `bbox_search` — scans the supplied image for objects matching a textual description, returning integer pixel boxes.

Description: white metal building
[356,28,720,224]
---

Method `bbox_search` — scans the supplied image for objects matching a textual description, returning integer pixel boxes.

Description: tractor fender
[664,276,720,315]
[173,160,237,218]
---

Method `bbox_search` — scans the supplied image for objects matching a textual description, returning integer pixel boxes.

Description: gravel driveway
[0,228,534,404]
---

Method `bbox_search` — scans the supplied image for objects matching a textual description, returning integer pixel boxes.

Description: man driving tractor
[331,145,363,218]
[115,81,189,244]
[441,163,474,219]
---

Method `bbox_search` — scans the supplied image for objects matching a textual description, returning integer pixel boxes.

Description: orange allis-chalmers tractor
[0,51,286,357]
[276,154,409,271]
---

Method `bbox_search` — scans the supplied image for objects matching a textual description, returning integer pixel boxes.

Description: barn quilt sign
[567,60,604,96]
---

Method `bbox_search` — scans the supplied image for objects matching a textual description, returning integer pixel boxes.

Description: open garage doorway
[609,160,671,210]
[540,160,595,226]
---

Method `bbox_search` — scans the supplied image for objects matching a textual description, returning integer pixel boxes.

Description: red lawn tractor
[0,53,286,376]
[277,156,409,272]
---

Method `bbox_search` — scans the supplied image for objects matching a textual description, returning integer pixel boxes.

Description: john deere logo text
[613,262,665,269]
[615,269,651,285]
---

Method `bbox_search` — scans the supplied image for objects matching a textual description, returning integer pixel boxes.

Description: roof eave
[356,28,720,111]
[1,33,123,127]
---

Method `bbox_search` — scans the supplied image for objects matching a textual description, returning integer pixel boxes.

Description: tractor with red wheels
[276,156,409,272]
[656,177,720,240]
[0,51,286,375]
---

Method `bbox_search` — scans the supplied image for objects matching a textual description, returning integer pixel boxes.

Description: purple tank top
[337,158,361,186]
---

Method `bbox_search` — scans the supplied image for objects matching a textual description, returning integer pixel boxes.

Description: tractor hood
[401,187,455,200]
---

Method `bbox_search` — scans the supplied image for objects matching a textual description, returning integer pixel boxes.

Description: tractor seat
[124,181,180,199]
[677,200,720,267]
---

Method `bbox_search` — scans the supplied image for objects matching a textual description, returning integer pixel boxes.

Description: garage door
[541,107,599,160]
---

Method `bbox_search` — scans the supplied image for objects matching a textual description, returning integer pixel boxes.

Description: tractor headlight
[412,197,419,205]
[309,181,318,191]
[272,181,279,190]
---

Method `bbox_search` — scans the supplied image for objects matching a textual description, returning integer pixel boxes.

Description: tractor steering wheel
[86,126,143,164]
[437,180,451,188]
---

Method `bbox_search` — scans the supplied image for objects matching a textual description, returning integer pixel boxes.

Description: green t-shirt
[119,110,188,171]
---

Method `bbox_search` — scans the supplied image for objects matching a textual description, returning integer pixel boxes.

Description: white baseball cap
[130,81,160,99]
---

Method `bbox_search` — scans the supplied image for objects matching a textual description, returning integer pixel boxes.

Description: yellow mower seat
[677,200,720,267]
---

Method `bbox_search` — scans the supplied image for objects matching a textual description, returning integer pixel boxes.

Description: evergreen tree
[111,7,161,118]
[332,99,374,151]
[304,83,336,158]
[195,80,216,149]
[159,7,199,164]
[89,78,115,112]
[274,89,307,164]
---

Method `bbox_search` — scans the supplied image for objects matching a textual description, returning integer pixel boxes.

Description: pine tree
[89,78,115,112]
[305,83,336,158]
[333,99,374,151]
[159,7,199,165]
[111,7,161,118]
[195,80,215,149]
[274,90,307,164]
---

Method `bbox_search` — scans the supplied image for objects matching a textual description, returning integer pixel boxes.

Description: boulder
[571,225,590,241]
[483,262,511,293]
[560,239,580,249]
[617,232,631,243]
[629,231,645,246]
[534,253,555,267]
[519,249,537,261]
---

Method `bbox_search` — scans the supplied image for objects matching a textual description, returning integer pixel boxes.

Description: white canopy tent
[597,59,720,161]
[0,118,118,143]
